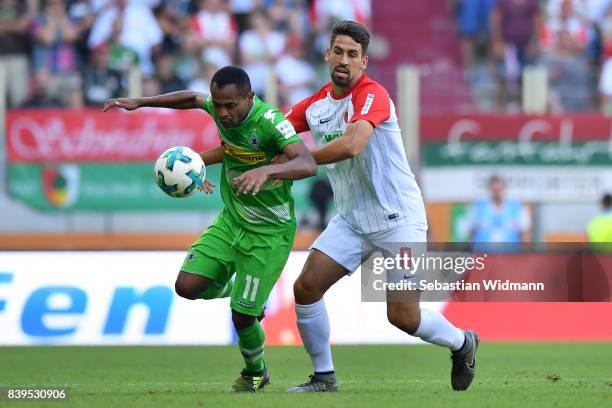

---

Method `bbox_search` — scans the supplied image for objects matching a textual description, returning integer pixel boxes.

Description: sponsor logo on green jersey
[223,143,267,164]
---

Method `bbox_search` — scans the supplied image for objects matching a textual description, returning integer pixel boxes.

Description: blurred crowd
[0,0,371,110]
[7,0,611,114]
[452,0,612,113]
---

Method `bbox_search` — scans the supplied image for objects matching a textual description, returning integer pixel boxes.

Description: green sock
[237,320,266,373]
[199,279,233,300]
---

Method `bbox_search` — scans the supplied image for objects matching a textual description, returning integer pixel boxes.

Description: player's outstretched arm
[102,91,206,112]
[311,119,374,164]
[232,142,316,195]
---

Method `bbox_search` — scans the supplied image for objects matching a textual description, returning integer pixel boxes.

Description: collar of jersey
[329,73,366,100]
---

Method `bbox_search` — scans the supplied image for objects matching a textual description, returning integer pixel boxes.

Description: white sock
[414,308,465,351]
[295,299,334,373]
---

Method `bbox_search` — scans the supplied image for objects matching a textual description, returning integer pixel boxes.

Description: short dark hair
[602,193,612,209]
[330,20,371,55]
[210,66,251,97]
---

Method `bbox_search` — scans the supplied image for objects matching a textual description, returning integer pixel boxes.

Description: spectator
[467,175,532,243]
[311,0,371,30]
[0,0,36,107]
[490,0,541,109]
[310,0,371,58]
[156,53,186,93]
[267,0,304,32]
[68,0,96,69]
[547,0,612,63]
[22,69,66,108]
[274,36,316,105]
[546,0,611,24]
[284,4,310,41]
[191,0,236,67]
[541,1,590,53]
[187,61,218,95]
[587,193,612,242]
[452,0,496,79]
[542,0,594,111]
[32,0,79,74]
[82,45,123,106]
[163,0,197,16]
[239,10,285,95]
[174,28,202,84]
[107,17,139,73]
[154,3,182,55]
[230,0,261,34]
[32,0,83,107]
[88,0,163,76]
[142,75,162,97]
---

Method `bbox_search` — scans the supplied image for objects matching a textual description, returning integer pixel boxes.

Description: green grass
[0,343,610,407]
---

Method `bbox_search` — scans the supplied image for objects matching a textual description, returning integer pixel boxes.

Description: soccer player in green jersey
[103,66,316,392]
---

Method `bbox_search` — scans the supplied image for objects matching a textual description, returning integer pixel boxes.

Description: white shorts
[310,214,428,274]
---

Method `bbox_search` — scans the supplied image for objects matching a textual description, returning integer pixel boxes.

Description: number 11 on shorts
[242,275,259,302]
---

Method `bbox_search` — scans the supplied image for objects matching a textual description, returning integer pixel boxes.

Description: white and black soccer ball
[154,146,206,198]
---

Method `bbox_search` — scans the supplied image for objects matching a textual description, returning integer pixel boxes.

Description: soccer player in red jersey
[283,21,479,392]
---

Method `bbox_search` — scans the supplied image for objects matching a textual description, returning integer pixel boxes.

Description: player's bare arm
[272,119,375,166]
[197,145,224,194]
[200,145,224,166]
[310,119,374,164]
[233,142,316,195]
[102,91,206,111]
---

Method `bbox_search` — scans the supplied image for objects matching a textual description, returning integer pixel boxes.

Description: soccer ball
[154,146,206,198]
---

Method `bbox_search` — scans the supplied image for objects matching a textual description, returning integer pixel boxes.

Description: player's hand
[232,167,270,195]
[199,179,215,194]
[102,98,140,112]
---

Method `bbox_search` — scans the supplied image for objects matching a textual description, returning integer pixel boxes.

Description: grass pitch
[0,343,610,407]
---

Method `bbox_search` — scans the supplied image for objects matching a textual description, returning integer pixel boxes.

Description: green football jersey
[202,95,303,234]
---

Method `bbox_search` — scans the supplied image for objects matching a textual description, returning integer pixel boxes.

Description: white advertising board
[0,251,440,345]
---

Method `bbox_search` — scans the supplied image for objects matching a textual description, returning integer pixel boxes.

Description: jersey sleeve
[201,95,213,115]
[350,83,391,127]
[263,107,304,151]
[285,97,310,133]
